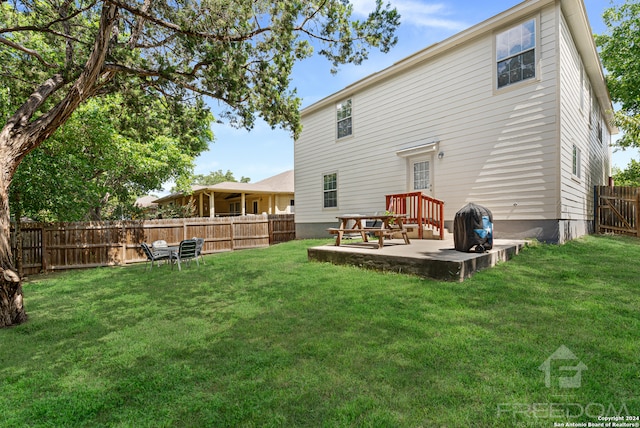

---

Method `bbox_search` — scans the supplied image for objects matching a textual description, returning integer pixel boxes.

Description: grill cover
[453,203,493,252]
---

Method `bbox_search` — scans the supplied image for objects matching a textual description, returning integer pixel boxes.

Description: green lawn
[1,235,639,427]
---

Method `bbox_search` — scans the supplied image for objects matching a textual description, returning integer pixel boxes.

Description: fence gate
[595,186,640,237]
[11,223,44,275]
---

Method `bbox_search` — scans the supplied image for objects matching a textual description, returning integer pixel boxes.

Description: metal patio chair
[172,239,199,271]
[141,242,171,270]
[193,237,206,265]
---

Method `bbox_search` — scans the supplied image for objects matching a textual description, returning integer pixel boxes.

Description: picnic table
[327,214,412,248]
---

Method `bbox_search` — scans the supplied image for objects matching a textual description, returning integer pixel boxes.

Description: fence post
[268,216,274,244]
[41,225,47,272]
[636,192,640,238]
[120,221,126,265]
[229,217,236,251]
[183,218,188,241]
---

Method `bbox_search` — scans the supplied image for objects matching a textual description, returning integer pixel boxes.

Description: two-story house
[294,0,616,243]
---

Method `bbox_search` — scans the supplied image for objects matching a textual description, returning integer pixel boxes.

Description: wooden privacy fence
[595,186,640,237]
[11,214,295,275]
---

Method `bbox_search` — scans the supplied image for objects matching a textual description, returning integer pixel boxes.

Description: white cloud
[350,0,468,31]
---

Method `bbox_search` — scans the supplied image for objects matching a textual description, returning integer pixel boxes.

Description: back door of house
[409,155,433,195]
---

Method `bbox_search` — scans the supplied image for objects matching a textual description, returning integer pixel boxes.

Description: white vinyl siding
[295,5,559,224]
[558,10,611,223]
[295,0,612,237]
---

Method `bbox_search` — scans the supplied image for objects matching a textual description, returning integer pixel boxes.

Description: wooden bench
[327,226,414,247]
[371,226,412,246]
[327,227,371,245]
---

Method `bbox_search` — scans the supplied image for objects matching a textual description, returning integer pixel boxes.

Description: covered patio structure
[153,170,294,217]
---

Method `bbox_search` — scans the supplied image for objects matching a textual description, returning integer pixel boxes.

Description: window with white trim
[336,99,352,139]
[323,173,337,208]
[597,118,603,145]
[496,19,536,88]
[572,145,581,178]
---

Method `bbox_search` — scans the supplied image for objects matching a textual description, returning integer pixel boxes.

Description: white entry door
[409,156,433,195]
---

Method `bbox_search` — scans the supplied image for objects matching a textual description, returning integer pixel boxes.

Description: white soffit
[395,141,439,158]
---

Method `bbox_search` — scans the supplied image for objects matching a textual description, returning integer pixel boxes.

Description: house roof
[301,0,616,133]
[153,170,294,204]
[135,195,159,208]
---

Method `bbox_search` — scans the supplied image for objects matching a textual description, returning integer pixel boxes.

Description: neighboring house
[154,170,294,217]
[134,195,159,216]
[294,0,616,243]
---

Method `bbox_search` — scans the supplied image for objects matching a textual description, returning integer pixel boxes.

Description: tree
[9,95,212,222]
[612,160,640,187]
[595,1,640,150]
[0,1,400,327]
[193,170,250,186]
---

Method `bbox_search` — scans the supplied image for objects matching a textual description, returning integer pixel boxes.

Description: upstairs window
[323,173,337,208]
[336,99,352,139]
[497,19,536,88]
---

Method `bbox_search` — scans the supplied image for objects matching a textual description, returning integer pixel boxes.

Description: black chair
[172,239,198,271]
[141,242,171,270]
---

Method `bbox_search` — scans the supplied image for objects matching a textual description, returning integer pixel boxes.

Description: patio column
[198,193,203,217]
[268,195,273,215]
[209,192,215,217]
[241,193,246,215]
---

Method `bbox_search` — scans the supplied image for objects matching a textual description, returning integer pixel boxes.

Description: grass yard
[0,235,639,427]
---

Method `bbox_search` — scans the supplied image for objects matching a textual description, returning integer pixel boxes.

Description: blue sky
[185,0,633,188]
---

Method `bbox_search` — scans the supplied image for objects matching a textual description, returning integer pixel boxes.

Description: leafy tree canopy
[595,1,640,150]
[1,0,399,142]
[612,159,640,187]
[9,94,212,221]
[193,170,250,186]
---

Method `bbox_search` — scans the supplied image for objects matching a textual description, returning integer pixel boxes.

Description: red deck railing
[385,192,445,240]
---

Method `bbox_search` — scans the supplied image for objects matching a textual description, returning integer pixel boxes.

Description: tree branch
[5,74,67,132]
[0,1,97,39]
[128,0,152,48]
[0,36,58,68]
[105,0,272,42]
[4,2,120,166]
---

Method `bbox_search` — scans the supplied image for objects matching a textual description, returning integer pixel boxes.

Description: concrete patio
[308,237,529,281]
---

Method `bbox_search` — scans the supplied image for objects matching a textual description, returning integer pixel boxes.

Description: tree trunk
[0,2,119,328]
[0,272,26,327]
[15,191,23,278]
[0,176,26,327]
